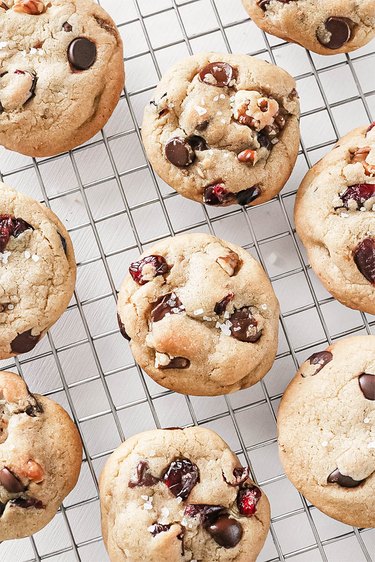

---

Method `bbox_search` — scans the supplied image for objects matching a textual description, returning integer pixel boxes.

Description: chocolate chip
[0,502,5,517]
[0,468,25,493]
[237,186,261,206]
[199,62,236,88]
[214,293,234,315]
[317,17,353,50]
[229,308,262,343]
[62,21,72,32]
[223,466,250,487]
[358,373,375,401]
[128,461,159,488]
[184,504,226,523]
[206,516,243,548]
[353,238,375,284]
[188,135,209,151]
[165,137,195,167]
[11,330,40,354]
[0,215,33,253]
[58,232,67,255]
[117,313,131,341]
[203,183,235,206]
[23,392,44,417]
[149,523,171,536]
[237,485,262,516]
[159,357,190,370]
[327,469,364,488]
[151,293,185,323]
[163,458,199,500]
[196,120,209,132]
[302,351,333,377]
[68,37,97,71]
[257,131,272,150]
[10,497,44,509]
[129,255,169,285]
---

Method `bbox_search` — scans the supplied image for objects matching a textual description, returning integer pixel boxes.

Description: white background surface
[0,0,374,560]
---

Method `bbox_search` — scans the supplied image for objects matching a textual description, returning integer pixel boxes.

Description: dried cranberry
[199,62,236,88]
[214,293,234,315]
[128,461,159,488]
[151,293,185,323]
[129,255,169,285]
[203,183,235,206]
[0,215,33,253]
[237,485,262,517]
[353,238,375,284]
[339,184,375,210]
[163,459,199,500]
[223,466,250,487]
[229,308,262,343]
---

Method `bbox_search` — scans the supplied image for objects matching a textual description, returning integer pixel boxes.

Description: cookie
[0,0,124,157]
[243,0,375,55]
[100,427,270,562]
[278,336,375,528]
[0,183,76,359]
[117,233,279,396]
[0,370,82,540]
[142,53,300,208]
[295,123,375,315]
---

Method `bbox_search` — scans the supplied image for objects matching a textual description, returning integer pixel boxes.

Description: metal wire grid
[0,0,374,560]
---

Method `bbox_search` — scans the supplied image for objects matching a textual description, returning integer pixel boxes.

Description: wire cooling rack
[0,0,374,560]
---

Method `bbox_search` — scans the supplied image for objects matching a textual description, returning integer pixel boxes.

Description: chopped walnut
[13,0,45,14]
[216,251,240,276]
[232,90,280,132]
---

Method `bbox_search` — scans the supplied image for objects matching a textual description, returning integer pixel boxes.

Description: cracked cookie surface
[243,0,375,55]
[100,427,270,562]
[117,233,279,396]
[0,0,124,157]
[295,123,375,315]
[0,370,82,540]
[278,336,375,528]
[142,53,299,208]
[0,183,76,359]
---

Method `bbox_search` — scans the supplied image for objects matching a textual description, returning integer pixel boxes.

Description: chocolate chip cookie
[142,53,300,208]
[278,336,375,528]
[0,0,124,157]
[100,427,270,562]
[0,183,76,359]
[0,370,82,540]
[243,1,375,55]
[295,123,375,315]
[117,233,279,396]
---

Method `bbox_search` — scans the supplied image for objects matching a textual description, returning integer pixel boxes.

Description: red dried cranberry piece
[128,461,159,488]
[203,183,235,206]
[229,308,262,343]
[237,485,262,517]
[223,466,250,487]
[339,184,375,210]
[353,238,375,284]
[129,255,169,285]
[163,459,199,500]
[367,122,375,135]
[199,62,237,88]
[151,293,185,323]
[327,469,364,488]
[214,293,234,315]
[0,215,33,253]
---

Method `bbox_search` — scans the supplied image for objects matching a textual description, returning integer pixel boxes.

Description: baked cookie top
[0,370,82,540]
[100,427,270,562]
[142,53,300,208]
[0,0,124,157]
[278,336,375,528]
[117,233,279,396]
[243,0,375,55]
[295,123,375,315]
[0,183,76,359]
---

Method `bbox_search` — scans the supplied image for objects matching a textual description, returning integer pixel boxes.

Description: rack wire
[0,0,374,560]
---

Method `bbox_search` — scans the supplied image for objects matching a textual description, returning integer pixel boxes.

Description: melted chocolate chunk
[223,466,250,487]
[214,293,234,315]
[0,215,33,253]
[10,497,44,509]
[0,502,5,517]
[24,394,44,417]
[317,17,353,50]
[58,232,68,255]
[237,485,262,517]
[160,357,190,370]
[229,308,262,343]
[117,313,131,341]
[188,135,209,152]
[257,131,272,151]
[62,21,72,32]
[203,183,235,206]
[151,293,185,323]
[129,255,169,285]
[10,330,40,354]
[68,37,97,71]
[236,186,261,206]
[0,468,25,493]
[206,516,243,548]
[353,238,375,284]
[128,461,159,488]
[163,459,199,500]
[327,469,364,488]
[184,504,226,524]
[165,137,195,167]
[358,373,375,401]
[199,62,236,88]
[149,523,171,536]
[301,351,333,377]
